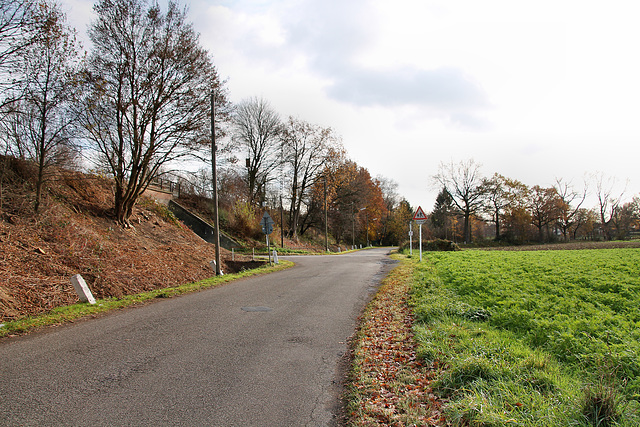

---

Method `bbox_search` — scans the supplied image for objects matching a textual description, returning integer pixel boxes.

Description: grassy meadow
[411,248,640,425]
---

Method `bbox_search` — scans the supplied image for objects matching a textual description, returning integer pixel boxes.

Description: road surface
[0,248,396,426]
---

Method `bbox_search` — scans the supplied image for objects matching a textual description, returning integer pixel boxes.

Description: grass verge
[0,260,293,339]
[348,250,640,425]
[345,254,445,425]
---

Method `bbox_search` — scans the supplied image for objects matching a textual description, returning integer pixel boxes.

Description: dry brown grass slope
[0,156,251,322]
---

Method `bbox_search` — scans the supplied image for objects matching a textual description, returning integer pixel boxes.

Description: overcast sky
[66,0,639,210]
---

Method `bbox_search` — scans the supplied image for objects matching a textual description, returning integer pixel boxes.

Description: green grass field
[411,248,640,426]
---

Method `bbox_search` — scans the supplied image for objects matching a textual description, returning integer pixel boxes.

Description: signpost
[409,222,413,256]
[262,212,275,264]
[413,206,427,262]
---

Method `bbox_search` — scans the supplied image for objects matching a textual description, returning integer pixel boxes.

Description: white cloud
[65,0,640,209]
[325,66,488,109]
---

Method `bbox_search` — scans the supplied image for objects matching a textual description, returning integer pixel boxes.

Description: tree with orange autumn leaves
[301,152,398,246]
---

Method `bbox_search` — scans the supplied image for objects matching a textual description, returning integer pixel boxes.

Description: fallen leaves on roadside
[346,261,447,426]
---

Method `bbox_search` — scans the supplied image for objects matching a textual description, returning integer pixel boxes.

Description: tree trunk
[114,184,127,225]
[289,182,298,239]
[34,160,44,213]
[34,101,48,214]
[463,211,471,244]
[600,211,611,241]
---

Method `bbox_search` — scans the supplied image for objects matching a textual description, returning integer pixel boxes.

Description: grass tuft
[582,384,621,427]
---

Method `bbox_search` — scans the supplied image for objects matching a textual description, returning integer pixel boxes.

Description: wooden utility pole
[211,92,222,275]
[280,195,284,248]
[324,176,328,252]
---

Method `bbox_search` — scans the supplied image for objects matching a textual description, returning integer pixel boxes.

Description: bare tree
[377,174,399,211]
[553,177,587,241]
[0,0,41,103]
[592,172,626,240]
[232,96,282,207]
[281,116,339,239]
[433,159,485,243]
[0,0,41,187]
[375,175,400,244]
[80,0,224,225]
[8,2,82,212]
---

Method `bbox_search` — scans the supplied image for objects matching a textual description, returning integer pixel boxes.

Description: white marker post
[70,274,96,304]
[210,260,224,275]
[413,206,428,262]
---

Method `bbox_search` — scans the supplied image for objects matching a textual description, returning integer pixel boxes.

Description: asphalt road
[0,248,396,426]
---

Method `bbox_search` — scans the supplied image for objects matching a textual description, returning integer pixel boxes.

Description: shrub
[229,201,261,239]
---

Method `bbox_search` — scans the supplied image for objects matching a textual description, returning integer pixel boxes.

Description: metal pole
[210,92,221,275]
[419,223,423,262]
[266,230,271,265]
[351,201,355,248]
[365,210,369,247]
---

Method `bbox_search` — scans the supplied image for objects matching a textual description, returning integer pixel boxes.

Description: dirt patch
[224,260,267,274]
[0,157,256,322]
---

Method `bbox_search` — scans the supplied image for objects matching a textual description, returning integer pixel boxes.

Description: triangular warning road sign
[413,206,427,221]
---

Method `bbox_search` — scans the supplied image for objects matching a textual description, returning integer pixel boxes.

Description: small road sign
[413,206,427,224]
[261,211,275,235]
[412,207,426,262]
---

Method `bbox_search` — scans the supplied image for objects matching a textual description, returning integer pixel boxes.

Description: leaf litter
[346,260,448,426]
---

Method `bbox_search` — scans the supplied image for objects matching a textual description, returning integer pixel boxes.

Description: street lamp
[351,201,355,248]
[372,218,378,246]
[210,92,221,275]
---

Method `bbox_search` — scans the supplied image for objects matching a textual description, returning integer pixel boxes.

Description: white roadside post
[70,274,96,304]
[209,260,224,275]
[412,206,428,262]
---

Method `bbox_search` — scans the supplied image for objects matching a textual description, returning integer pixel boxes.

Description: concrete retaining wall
[169,200,240,250]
